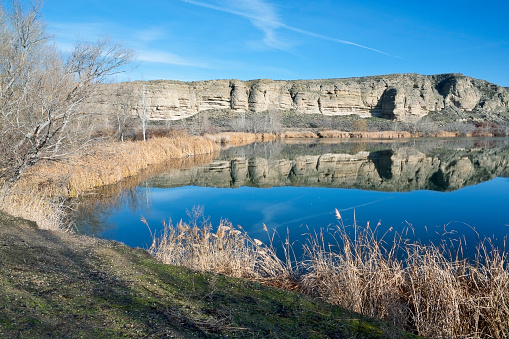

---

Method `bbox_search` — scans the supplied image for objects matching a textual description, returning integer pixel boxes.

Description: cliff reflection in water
[73,137,509,249]
[147,138,509,192]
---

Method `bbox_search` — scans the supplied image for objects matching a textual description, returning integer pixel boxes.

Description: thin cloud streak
[50,22,207,68]
[180,0,395,56]
[225,0,289,50]
[137,50,209,67]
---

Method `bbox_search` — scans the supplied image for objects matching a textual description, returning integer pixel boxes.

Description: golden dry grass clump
[282,131,319,138]
[148,206,295,287]
[317,130,413,139]
[316,130,352,138]
[300,211,509,338]
[37,135,220,197]
[150,208,509,338]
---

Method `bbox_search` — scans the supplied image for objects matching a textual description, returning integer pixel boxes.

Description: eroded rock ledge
[96,73,509,123]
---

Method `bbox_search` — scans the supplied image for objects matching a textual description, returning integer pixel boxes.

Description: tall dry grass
[282,131,319,138]
[27,135,220,197]
[317,130,414,139]
[403,240,509,338]
[203,132,278,146]
[300,215,407,328]
[0,135,220,230]
[300,211,509,338]
[150,208,509,338]
[148,206,297,288]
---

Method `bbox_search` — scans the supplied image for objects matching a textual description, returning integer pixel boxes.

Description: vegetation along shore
[1,1,508,338]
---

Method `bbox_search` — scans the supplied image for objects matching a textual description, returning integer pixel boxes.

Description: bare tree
[109,82,139,141]
[0,1,135,184]
[140,83,147,141]
[265,105,282,133]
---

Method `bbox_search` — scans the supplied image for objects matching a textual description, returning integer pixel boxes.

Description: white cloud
[49,21,208,68]
[180,0,394,56]
[133,27,167,42]
[224,0,289,50]
[49,22,107,42]
[137,50,209,67]
[181,0,291,50]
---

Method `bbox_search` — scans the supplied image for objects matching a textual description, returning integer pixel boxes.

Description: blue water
[86,177,509,251]
[75,138,509,255]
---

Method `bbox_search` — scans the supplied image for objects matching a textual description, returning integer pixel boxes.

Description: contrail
[338,197,394,212]
[180,0,395,56]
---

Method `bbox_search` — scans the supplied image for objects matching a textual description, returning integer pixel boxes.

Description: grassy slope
[0,212,420,338]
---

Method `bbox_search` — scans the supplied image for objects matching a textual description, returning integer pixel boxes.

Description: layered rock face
[96,73,509,122]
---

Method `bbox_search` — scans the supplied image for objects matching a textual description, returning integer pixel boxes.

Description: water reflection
[147,138,509,192]
[73,138,509,251]
[73,153,217,236]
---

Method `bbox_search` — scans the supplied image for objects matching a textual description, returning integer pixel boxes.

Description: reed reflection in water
[73,138,509,254]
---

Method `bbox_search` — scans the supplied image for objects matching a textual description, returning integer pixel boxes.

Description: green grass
[0,212,419,338]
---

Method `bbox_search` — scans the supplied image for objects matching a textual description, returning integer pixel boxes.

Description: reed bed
[204,132,278,146]
[1,135,220,230]
[301,212,509,338]
[150,208,509,338]
[282,131,319,138]
[148,207,296,288]
[0,187,69,231]
[317,130,414,139]
[26,135,220,197]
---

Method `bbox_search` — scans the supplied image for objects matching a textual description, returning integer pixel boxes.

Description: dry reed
[300,211,509,338]
[204,132,278,146]
[28,135,220,197]
[0,134,221,230]
[148,206,296,287]
[317,130,414,139]
[282,131,319,138]
[150,208,509,338]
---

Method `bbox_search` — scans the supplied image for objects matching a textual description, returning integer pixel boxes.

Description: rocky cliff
[96,73,509,123]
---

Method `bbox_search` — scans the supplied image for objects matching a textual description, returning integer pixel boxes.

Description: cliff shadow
[369,88,394,119]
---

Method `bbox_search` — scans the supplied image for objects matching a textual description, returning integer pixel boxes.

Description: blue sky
[42,0,509,86]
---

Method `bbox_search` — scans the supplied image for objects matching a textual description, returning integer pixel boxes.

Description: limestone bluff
[95,73,509,123]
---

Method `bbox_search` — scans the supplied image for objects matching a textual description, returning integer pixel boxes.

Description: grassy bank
[0,211,417,338]
[149,211,509,338]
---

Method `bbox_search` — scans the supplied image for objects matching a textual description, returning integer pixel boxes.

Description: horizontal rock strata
[94,73,509,123]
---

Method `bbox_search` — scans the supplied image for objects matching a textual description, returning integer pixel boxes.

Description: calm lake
[74,138,509,255]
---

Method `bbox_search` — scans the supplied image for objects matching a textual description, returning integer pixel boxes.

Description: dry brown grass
[1,135,221,230]
[300,211,509,338]
[150,208,509,338]
[29,135,219,197]
[148,206,296,288]
[283,131,319,138]
[300,216,407,328]
[318,131,414,139]
[204,132,278,146]
[428,131,460,138]
[317,130,352,138]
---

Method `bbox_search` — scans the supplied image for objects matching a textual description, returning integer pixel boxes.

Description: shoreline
[283,129,503,139]
[1,130,506,231]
